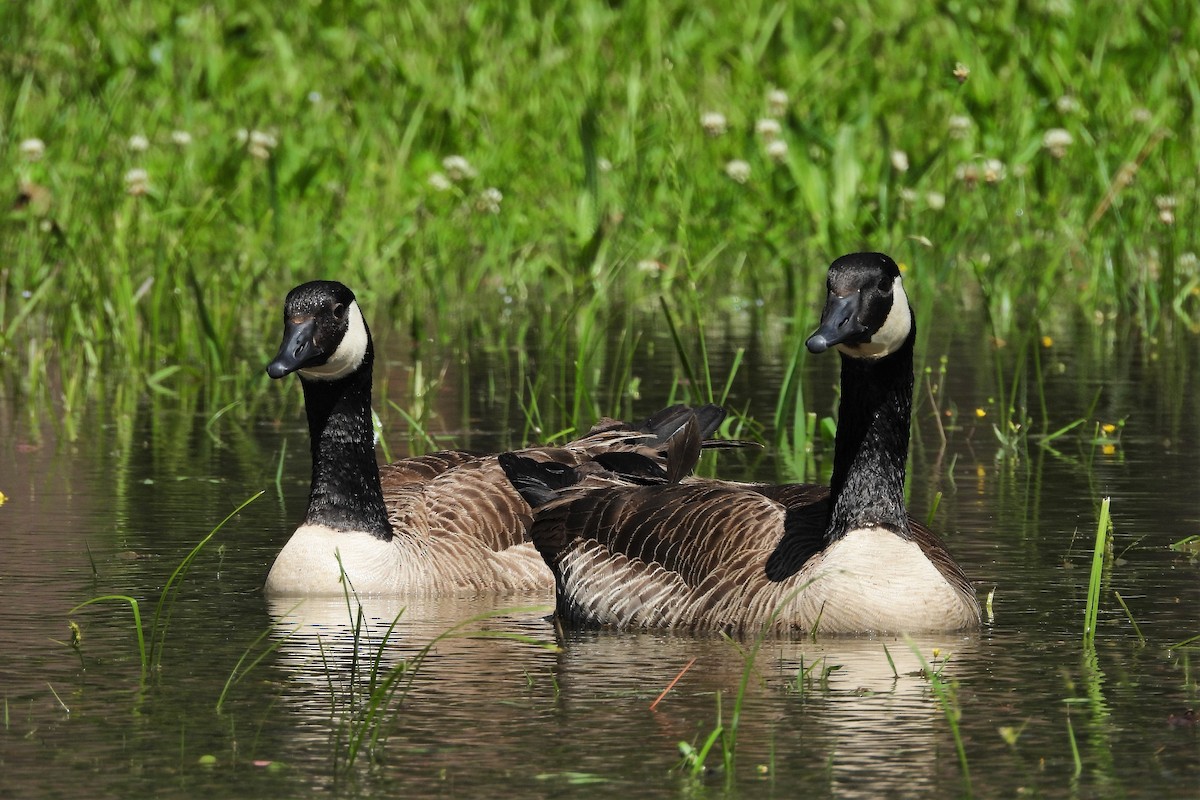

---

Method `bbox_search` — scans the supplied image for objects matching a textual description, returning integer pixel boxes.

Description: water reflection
[264,589,982,796]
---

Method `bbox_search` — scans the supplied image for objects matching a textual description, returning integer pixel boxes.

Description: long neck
[298,359,392,540]
[826,328,914,543]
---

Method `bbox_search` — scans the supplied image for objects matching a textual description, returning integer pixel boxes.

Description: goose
[264,279,736,597]
[501,253,980,633]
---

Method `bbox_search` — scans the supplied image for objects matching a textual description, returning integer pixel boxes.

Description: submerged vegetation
[2,0,1198,452]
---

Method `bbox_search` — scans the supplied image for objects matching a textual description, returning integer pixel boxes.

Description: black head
[805,253,911,358]
[266,281,372,381]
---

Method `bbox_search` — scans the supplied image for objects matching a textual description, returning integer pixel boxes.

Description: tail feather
[591,451,669,484]
[638,403,726,443]
[666,415,702,484]
[498,453,578,509]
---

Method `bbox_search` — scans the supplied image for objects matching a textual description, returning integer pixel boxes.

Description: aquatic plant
[331,603,558,773]
[784,656,842,697]
[910,642,971,794]
[675,582,817,783]
[1083,497,1112,646]
[68,492,263,683]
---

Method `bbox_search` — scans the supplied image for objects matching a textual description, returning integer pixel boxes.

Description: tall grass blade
[908,640,971,794]
[150,491,265,667]
[1112,591,1145,646]
[1083,497,1111,644]
[69,595,148,681]
[216,619,298,713]
[1066,711,1082,777]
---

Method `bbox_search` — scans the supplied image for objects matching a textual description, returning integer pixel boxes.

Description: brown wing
[530,481,815,589]
[378,451,480,486]
[376,405,738,560]
[416,458,534,552]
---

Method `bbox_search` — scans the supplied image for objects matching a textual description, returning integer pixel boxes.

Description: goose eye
[877,277,892,292]
[332,303,346,320]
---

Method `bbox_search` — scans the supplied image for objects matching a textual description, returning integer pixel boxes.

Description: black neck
[826,322,915,542]
[298,355,392,540]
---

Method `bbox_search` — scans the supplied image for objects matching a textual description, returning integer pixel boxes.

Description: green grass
[3,0,1197,453]
[911,642,971,795]
[1083,496,1112,645]
[68,491,263,683]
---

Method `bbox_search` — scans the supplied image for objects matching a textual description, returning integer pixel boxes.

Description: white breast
[792,526,977,633]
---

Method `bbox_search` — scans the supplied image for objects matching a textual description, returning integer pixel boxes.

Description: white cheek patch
[299,301,370,381]
[836,279,912,359]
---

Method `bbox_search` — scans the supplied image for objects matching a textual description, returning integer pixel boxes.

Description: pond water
[2,304,1198,799]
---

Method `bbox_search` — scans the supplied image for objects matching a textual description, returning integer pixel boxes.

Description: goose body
[502,253,980,633]
[265,280,733,597]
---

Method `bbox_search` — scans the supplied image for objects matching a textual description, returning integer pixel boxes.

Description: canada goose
[264,280,735,597]
[501,253,980,633]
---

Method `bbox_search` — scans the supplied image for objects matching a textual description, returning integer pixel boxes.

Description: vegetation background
[2,0,1197,450]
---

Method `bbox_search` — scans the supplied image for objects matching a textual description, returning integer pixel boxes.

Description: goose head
[804,253,911,359]
[266,281,372,382]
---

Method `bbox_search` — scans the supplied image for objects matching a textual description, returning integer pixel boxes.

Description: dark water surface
[2,308,1199,799]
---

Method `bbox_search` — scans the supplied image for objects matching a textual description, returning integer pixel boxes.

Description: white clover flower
[1155,195,1176,225]
[597,157,612,173]
[636,259,664,274]
[236,128,249,144]
[308,91,323,104]
[765,139,789,163]
[899,187,918,203]
[1056,95,1079,114]
[890,150,909,172]
[244,130,275,160]
[955,162,979,187]
[1042,128,1073,158]
[724,159,751,184]
[983,158,1005,183]
[766,88,789,117]
[475,186,503,214]
[124,168,150,196]
[128,134,150,153]
[1132,107,1152,124]
[755,118,782,141]
[427,172,453,192]
[250,130,278,149]
[700,111,727,137]
[442,155,476,182]
[948,115,972,138]
[170,130,192,147]
[926,191,946,210]
[953,62,970,83]
[1178,252,1198,272]
[19,138,45,162]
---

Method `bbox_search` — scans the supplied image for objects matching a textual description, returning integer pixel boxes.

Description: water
[2,309,1199,799]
